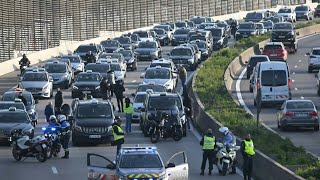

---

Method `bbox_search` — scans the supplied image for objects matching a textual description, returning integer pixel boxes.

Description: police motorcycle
[9,129,48,162]
[41,126,62,159]
[149,110,166,143]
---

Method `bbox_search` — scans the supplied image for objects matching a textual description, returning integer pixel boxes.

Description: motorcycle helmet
[219,127,229,135]
[49,115,57,123]
[58,115,67,122]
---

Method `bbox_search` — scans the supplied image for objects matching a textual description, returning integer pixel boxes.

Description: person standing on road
[54,88,63,115]
[107,70,116,97]
[44,102,54,122]
[123,97,134,134]
[200,128,216,176]
[58,115,71,159]
[112,117,125,157]
[114,78,125,112]
[183,93,192,130]
[85,51,96,64]
[241,133,255,180]
[100,77,109,100]
[179,66,187,96]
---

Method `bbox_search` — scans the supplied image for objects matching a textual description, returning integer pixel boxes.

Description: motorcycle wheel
[12,147,22,161]
[182,123,187,137]
[222,162,228,176]
[46,145,53,159]
[150,129,160,143]
[173,128,183,141]
[36,149,48,163]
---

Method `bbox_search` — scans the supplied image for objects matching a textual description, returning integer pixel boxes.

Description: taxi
[87,146,188,180]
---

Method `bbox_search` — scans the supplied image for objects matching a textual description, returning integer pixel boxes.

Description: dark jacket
[44,104,54,117]
[61,104,71,116]
[19,57,30,65]
[114,82,125,97]
[112,122,125,145]
[18,95,28,107]
[100,79,109,92]
[200,133,217,151]
[55,91,63,108]
[85,54,96,63]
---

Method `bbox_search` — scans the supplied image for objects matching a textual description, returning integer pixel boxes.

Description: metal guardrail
[0,0,306,62]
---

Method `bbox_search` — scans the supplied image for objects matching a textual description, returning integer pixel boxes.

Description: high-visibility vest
[244,140,255,155]
[202,135,215,150]
[123,103,134,114]
[112,125,124,141]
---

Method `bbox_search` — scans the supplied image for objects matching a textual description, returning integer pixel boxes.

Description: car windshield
[262,21,273,27]
[85,65,110,73]
[110,64,121,71]
[295,6,308,11]
[256,24,263,29]
[0,112,29,123]
[239,23,254,29]
[145,69,170,79]
[75,45,97,53]
[138,42,156,48]
[317,5,320,9]
[189,36,206,41]
[62,56,80,62]
[249,57,268,67]
[193,42,206,48]
[286,101,314,109]
[175,22,187,28]
[22,73,48,81]
[187,22,194,27]
[119,154,163,168]
[217,23,227,28]
[119,51,133,58]
[101,41,118,47]
[137,85,166,92]
[312,50,320,55]
[174,29,190,35]
[148,96,182,110]
[273,23,292,29]
[278,8,292,13]
[190,17,206,24]
[2,93,33,105]
[115,38,130,44]
[261,70,287,86]
[246,13,262,19]
[150,63,171,68]
[135,94,147,103]
[100,53,121,59]
[131,35,139,42]
[134,31,148,38]
[209,29,222,37]
[77,104,112,118]
[171,48,192,56]
[154,29,165,35]
[264,45,283,50]
[155,25,170,31]
[0,103,25,110]
[76,74,100,81]
[45,64,67,73]
[270,18,280,23]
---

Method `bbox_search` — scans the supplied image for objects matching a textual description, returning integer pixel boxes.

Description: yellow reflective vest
[202,135,215,150]
[123,102,134,115]
[244,140,255,155]
[112,125,124,141]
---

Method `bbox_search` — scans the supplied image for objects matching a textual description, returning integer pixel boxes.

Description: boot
[208,170,212,176]
[61,151,69,159]
[200,170,204,176]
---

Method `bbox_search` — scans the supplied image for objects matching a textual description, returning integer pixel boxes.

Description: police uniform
[60,120,71,159]
[241,139,255,180]
[200,133,216,175]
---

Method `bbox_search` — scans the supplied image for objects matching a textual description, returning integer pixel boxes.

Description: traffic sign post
[256,89,262,129]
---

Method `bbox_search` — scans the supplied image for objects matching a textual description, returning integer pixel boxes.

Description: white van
[253,61,291,106]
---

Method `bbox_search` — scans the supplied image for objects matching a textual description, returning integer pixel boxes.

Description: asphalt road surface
[233,33,320,157]
[0,40,241,180]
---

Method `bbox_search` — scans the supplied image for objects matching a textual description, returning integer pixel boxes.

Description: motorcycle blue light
[41,127,46,131]
[51,127,56,131]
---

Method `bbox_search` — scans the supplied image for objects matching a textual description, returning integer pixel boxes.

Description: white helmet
[219,127,229,135]
[58,115,67,122]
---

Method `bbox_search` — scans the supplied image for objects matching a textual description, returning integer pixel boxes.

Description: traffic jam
[0,4,318,179]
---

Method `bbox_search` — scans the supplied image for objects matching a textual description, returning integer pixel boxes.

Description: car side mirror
[35,99,39,104]
[165,163,176,168]
[140,73,145,78]
[122,69,126,71]
[315,73,319,78]
[306,52,311,56]
[140,107,145,112]
[67,115,74,121]
[115,115,121,120]
[296,32,299,35]
[106,163,116,170]
[245,61,248,64]
[131,93,135,97]
[167,53,170,56]
[184,107,190,112]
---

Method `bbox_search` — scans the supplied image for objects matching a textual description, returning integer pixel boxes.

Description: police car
[87,146,188,180]
[141,66,177,92]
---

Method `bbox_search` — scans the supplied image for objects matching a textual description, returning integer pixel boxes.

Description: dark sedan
[71,71,102,98]
[113,36,134,50]
[134,41,162,61]
[100,39,121,53]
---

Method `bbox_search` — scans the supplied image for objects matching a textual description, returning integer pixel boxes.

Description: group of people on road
[200,127,255,180]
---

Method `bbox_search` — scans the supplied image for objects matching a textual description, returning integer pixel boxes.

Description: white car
[19,68,53,99]
[141,66,177,92]
[149,59,178,83]
[306,47,320,73]
[256,23,267,35]
[131,91,152,122]
[277,7,296,23]
[109,62,126,80]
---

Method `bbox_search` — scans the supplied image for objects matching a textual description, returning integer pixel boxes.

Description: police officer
[230,18,238,39]
[241,133,255,180]
[85,51,96,64]
[219,127,236,174]
[19,54,30,74]
[179,66,187,97]
[200,128,216,176]
[100,77,109,100]
[112,117,125,157]
[58,115,71,159]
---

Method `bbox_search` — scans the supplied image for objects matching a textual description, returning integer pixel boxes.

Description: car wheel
[277,121,280,129]
[280,125,287,131]
[250,86,253,93]
[317,87,320,96]
[71,93,76,99]
[254,99,256,106]
[64,81,69,89]
[308,67,313,73]
[247,73,250,79]
[314,125,319,131]
[49,88,53,99]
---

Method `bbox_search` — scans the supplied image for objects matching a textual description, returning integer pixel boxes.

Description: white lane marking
[294,65,298,68]
[132,80,136,82]
[292,79,295,82]
[299,60,302,63]
[301,96,304,99]
[295,88,298,91]
[236,68,254,115]
[51,166,58,174]
[293,72,296,75]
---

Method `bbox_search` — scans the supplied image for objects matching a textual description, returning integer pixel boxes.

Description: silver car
[60,54,84,75]
[306,47,320,73]
[141,67,177,92]
[132,91,150,123]
[44,61,73,89]
[19,69,53,98]
[277,100,319,131]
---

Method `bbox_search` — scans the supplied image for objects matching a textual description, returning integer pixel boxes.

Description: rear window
[246,13,263,19]
[312,50,320,55]
[286,101,314,109]
[264,45,282,50]
[134,94,147,103]
[249,57,268,66]
[0,103,25,110]
[261,70,287,86]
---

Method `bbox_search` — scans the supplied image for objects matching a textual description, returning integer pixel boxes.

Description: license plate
[41,144,46,148]
[270,54,277,56]
[82,91,91,94]
[242,35,248,37]
[89,135,101,139]
[141,55,149,57]
[223,159,230,163]
[279,36,285,38]
[295,113,308,117]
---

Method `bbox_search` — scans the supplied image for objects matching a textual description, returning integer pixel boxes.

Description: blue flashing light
[134,179,138,180]
[51,127,56,131]
[149,179,154,180]
[41,127,46,131]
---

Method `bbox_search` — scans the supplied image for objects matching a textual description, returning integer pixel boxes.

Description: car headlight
[23,127,33,135]
[159,36,166,39]
[95,86,100,90]
[172,36,176,40]
[61,74,68,80]
[74,123,82,132]
[128,58,135,63]
[304,12,308,15]
[250,32,255,34]
[118,175,129,180]
[165,83,170,87]
[288,31,294,36]
[150,51,157,55]
[188,58,194,63]
[72,85,78,90]
[134,51,140,55]
[28,109,35,115]
[202,50,208,55]
[217,39,223,44]
[236,32,240,35]
[43,84,50,90]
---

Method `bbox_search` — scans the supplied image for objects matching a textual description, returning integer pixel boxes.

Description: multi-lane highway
[0,42,241,179]
[234,33,320,157]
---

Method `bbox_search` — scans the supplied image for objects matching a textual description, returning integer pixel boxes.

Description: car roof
[0,109,26,113]
[173,46,192,50]
[3,89,32,95]
[149,92,180,97]
[151,59,172,63]
[312,47,320,50]
[250,55,269,58]
[61,54,80,58]
[286,99,313,103]
[265,42,283,46]
[120,146,159,155]
[77,98,111,105]
[136,91,149,95]
[78,71,101,75]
